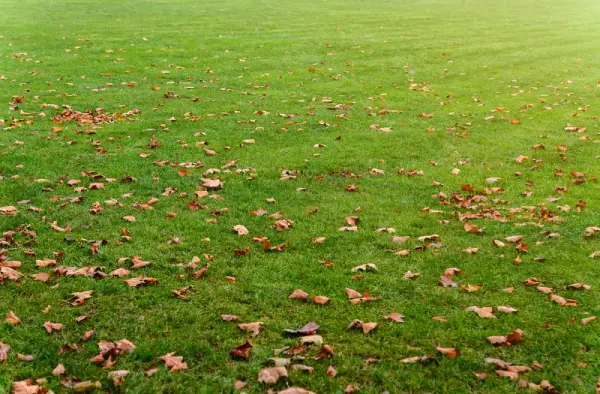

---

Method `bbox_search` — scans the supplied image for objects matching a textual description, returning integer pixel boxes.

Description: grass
[1,0,600,392]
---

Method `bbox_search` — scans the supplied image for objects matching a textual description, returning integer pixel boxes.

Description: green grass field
[1,0,600,392]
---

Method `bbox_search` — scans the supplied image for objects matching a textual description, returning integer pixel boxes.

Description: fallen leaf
[258,367,287,384]
[436,347,460,359]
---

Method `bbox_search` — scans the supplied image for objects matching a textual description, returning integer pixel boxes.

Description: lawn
[1,0,600,392]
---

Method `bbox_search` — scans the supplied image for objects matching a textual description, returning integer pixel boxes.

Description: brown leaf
[488,329,524,346]
[257,366,287,384]
[124,276,159,287]
[17,353,33,361]
[52,363,66,376]
[461,284,482,293]
[403,270,420,280]
[436,347,460,359]
[384,312,404,323]
[464,223,483,233]
[505,235,523,243]
[110,268,130,277]
[345,288,362,299]
[43,321,63,334]
[288,289,309,301]
[496,306,518,314]
[0,341,10,361]
[466,306,495,319]
[229,341,252,360]
[158,352,188,372]
[6,311,21,325]
[496,370,519,380]
[549,294,578,307]
[109,370,129,386]
[327,365,337,377]
[362,322,378,333]
[313,295,330,305]
[232,225,249,236]
[438,275,458,288]
[237,322,262,336]
[566,283,591,290]
[278,388,316,394]
[581,316,597,325]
